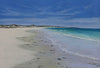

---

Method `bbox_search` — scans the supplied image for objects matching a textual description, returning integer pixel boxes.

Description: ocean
[46,28,100,42]
[44,27,100,61]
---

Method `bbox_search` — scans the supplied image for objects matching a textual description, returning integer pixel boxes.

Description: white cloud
[64,17,100,23]
[38,6,81,16]
[56,8,73,13]
[0,17,100,23]
[1,11,20,16]
[0,6,81,17]
[0,8,34,16]
[84,4,93,9]
[0,8,20,16]
[0,17,100,28]
[36,8,80,16]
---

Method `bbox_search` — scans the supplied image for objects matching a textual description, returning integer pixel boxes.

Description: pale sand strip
[0,28,37,68]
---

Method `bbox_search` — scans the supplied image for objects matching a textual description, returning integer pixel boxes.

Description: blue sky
[0,0,100,28]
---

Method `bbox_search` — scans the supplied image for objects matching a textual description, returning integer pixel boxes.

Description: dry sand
[0,28,37,68]
[0,28,67,68]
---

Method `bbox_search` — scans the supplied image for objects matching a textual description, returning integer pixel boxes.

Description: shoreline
[13,28,69,68]
[0,27,100,68]
[41,28,100,68]
[0,28,69,68]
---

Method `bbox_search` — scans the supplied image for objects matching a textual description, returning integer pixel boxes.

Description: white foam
[50,30,100,43]
[61,47,100,61]
[63,34,100,42]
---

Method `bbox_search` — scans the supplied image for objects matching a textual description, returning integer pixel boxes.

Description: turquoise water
[47,28,100,42]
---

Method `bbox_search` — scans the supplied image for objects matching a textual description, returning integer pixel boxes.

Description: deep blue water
[46,28,100,42]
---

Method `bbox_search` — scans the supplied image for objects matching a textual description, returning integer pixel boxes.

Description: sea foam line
[48,33,100,61]
[63,34,100,42]
[60,47,100,61]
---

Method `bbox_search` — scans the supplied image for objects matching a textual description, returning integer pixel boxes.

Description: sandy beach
[0,28,67,68]
[0,28,36,68]
[0,27,100,68]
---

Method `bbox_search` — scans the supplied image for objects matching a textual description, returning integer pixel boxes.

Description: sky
[0,0,100,28]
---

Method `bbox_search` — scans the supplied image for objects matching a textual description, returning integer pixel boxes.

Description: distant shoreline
[0,24,79,28]
[0,24,59,28]
[0,24,100,29]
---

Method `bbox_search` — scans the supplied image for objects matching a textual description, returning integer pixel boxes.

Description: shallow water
[47,28,100,42]
[44,28,100,61]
